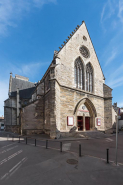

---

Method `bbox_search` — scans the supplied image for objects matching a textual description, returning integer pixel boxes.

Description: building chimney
[9,72,13,94]
[15,74,29,81]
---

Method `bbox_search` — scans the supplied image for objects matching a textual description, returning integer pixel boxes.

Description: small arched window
[86,63,93,92]
[74,57,84,89]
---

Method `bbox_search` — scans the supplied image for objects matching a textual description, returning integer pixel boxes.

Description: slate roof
[10,87,36,99]
[10,77,36,99]
[11,77,35,92]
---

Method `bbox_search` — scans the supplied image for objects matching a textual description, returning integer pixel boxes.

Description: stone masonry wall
[5,125,20,134]
[55,81,60,131]
[21,97,44,135]
[58,86,105,132]
[44,90,51,134]
[4,107,12,126]
[4,98,17,126]
[37,82,44,95]
[55,22,105,97]
[103,84,112,130]
[104,99,112,130]
[49,79,56,138]
[103,84,112,98]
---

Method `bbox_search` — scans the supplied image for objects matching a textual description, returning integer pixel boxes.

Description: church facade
[20,21,113,138]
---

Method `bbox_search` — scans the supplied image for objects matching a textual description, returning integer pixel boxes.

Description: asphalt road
[68,134,123,164]
[0,139,61,185]
[11,132,123,164]
[0,132,123,185]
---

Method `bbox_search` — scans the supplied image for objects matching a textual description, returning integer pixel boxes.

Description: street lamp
[116,107,120,166]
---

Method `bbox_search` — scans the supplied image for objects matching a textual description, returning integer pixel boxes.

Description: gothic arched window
[86,63,93,92]
[74,57,84,89]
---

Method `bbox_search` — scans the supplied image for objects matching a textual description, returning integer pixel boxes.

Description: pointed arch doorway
[74,98,97,131]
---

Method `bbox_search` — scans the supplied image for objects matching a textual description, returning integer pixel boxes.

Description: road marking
[18,141,123,166]
[1,157,27,180]
[0,150,22,165]
[62,143,71,151]
[105,138,114,142]
[1,143,16,149]
[0,145,18,155]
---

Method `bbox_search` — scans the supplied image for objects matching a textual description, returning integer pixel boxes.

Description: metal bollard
[35,139,36,147]
[46,140,48,149]
[79,144,81,157]
[107,149,109,163]
[19,136,20,143]
[60,142,62,152]
[26,137,27,145]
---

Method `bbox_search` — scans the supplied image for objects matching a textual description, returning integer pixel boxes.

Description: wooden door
[85,117,90,130]
[77,116,83,131]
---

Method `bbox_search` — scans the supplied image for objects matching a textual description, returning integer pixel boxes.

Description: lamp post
[116,107,120,166]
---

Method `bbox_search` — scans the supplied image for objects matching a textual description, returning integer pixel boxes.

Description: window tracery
[86,63,93,92]
[74,58,84,89]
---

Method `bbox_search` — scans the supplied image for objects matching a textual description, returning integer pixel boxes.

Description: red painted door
[77,116,83,131]
[85,117,90,130]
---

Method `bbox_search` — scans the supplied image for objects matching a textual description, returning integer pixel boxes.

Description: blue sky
[0,0,123,116]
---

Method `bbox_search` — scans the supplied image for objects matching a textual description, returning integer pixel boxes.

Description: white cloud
[0,0,57,36]
[101,0,123,30]
[19,62,50,77]
[101,4,106,22]
[112,64,123,79]
[33,0,57,7]
[8,61,50,79]
[105,49,117,66]
[101,0,115,25]
[0,80,8,116]
[108,76,123,88]
[100,0,123,32]
[103,29,123,89]
[118,0,123,22]
[106,62,123,88]
[0,60,50,115]
[118,101,123,108]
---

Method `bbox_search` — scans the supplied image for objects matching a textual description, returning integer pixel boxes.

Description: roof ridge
[83,22,105,80]
[12,77,34,84]
[57,21,84,53]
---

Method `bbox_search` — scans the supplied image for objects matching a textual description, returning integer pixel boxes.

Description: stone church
[4,21,113,138]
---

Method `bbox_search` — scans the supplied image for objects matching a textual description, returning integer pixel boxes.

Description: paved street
[0,132,123,185]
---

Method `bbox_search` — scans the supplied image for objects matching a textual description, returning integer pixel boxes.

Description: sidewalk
[1,131,123,141]
[2,145,122,185]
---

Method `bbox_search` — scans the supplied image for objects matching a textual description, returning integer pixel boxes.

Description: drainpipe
[17,88,19,125]
[43,80,45,131]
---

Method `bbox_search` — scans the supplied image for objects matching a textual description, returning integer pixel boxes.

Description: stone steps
[60,130,114,139]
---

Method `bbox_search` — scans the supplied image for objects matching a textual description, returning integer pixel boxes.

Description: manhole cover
[66,159,78,165]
